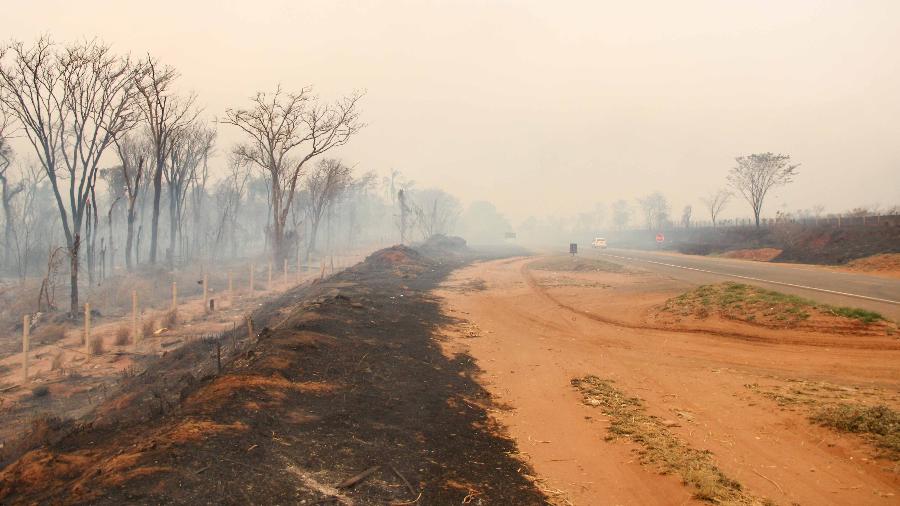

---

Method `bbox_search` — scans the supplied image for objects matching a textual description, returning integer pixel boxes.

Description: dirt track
[438,256,900,505]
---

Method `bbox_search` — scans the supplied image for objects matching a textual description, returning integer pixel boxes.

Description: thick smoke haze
[8,0,900,224]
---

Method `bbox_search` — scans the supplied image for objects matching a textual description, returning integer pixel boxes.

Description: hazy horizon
[7,0,900,224]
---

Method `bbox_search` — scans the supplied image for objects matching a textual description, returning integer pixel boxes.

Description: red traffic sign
[656,232,665,244]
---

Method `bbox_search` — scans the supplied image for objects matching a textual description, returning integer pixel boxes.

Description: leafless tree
[637,192,669,230]
[164,121,215,264]
[681,205,692,228]
[224,86,363,264]
[702,189,731,228]
[0,108,23,266]
[0,38,141,314]
[135,55,198,265]
[411,188,461,239]
[303,158,352,258]
[611,199,631,230]
[112,133,150,270]
[397,189,411,245]
[728,152,799,228]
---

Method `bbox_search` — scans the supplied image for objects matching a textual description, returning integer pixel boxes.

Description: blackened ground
[0,244,547,505]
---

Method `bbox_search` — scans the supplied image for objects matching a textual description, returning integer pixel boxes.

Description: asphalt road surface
[590,248,900,321]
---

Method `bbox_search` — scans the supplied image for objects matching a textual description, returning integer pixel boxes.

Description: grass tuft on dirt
[811,404,900,460]
[661,282,889,327]
[572,375,772,505]
[531,255,626,273]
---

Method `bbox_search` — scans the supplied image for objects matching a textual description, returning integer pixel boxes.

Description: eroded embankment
[0,245,546,505]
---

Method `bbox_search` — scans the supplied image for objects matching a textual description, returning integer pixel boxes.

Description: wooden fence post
[84,303,91,354]
[249,264,255,292]
[202,274,209,312]
[132,291,138,343]
[172,281,178,311]
[22,314,30,383]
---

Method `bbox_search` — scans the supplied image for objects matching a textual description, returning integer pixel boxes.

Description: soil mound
[843,253,900,277]
[362,244,428,269]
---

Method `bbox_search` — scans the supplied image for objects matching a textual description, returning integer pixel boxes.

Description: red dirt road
[437,256,900,506]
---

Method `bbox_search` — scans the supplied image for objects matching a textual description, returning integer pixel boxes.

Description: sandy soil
[720,248,783,262]
[437,256,900,505]
[836,254,900,280]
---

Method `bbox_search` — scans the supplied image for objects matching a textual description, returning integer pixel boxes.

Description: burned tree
[134,56,198,265]
[702,189,731,228]
[0,38,141,314]
[113,133,150,270]
[0,109,23,267]
[637,192,669,230]
[224,86,363,264]
[164,121,215,264]
[728,153,799,228]
[411,188,461,239]
[303,158,352,258]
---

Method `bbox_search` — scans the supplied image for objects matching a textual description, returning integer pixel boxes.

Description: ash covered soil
[0,238,546,505]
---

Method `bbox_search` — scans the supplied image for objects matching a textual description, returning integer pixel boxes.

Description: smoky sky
[8,0,900,223]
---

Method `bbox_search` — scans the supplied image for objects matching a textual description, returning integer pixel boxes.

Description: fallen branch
[336,465,380,489]
[752,469,785,495]
[389,463,417,497]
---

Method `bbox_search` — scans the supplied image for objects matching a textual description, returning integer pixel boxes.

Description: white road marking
[598,252,900,306]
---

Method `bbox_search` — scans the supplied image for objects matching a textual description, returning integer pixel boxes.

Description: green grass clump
[811,404,899,459]
[662,282,886,327]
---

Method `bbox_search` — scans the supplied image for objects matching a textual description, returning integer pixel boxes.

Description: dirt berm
[0,239,546,505]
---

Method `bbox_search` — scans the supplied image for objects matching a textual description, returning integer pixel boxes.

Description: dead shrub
[162,309,178,329]
[114,325,131,346]
[50,352,64,371]
[34,323,68,344]
[142,318,156,338]
[88,336,105,356]
[31,385,50,398]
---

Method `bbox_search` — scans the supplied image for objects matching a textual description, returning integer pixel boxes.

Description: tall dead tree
[728,153,799,228]
[134,56,197,265]
[303,158,351,258]
[0,38,141,314]
[164,121,215,264]
[224,86,363,265]
[0,109,23,267]
[113,133,149,270]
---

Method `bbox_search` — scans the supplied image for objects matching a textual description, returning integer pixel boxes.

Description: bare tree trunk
[125,207,136,270]
[150,159,163,264]
[69,235,80,317]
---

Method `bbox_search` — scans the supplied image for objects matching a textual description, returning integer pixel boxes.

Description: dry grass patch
[88,336,105,356]
[114,325,131,346]
[746,380,900,461]
[531,255,627,273]
[573,375,772,505]
[812,404,899,460]
[34,323,68,344]
[141,318,155,338]
[162,309,178,329]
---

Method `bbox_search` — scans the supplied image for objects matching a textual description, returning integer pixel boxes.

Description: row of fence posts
[18,253,361,385]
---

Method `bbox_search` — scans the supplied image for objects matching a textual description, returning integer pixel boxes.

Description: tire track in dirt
[520,259,900,350]
[440,256,900,506]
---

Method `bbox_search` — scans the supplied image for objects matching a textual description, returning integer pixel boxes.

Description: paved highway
[590,248,900,321]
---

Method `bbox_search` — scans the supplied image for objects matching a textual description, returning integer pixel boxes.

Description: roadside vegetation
[661,282,891,327]
[746,380,900,461]
[572,375,773,505]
